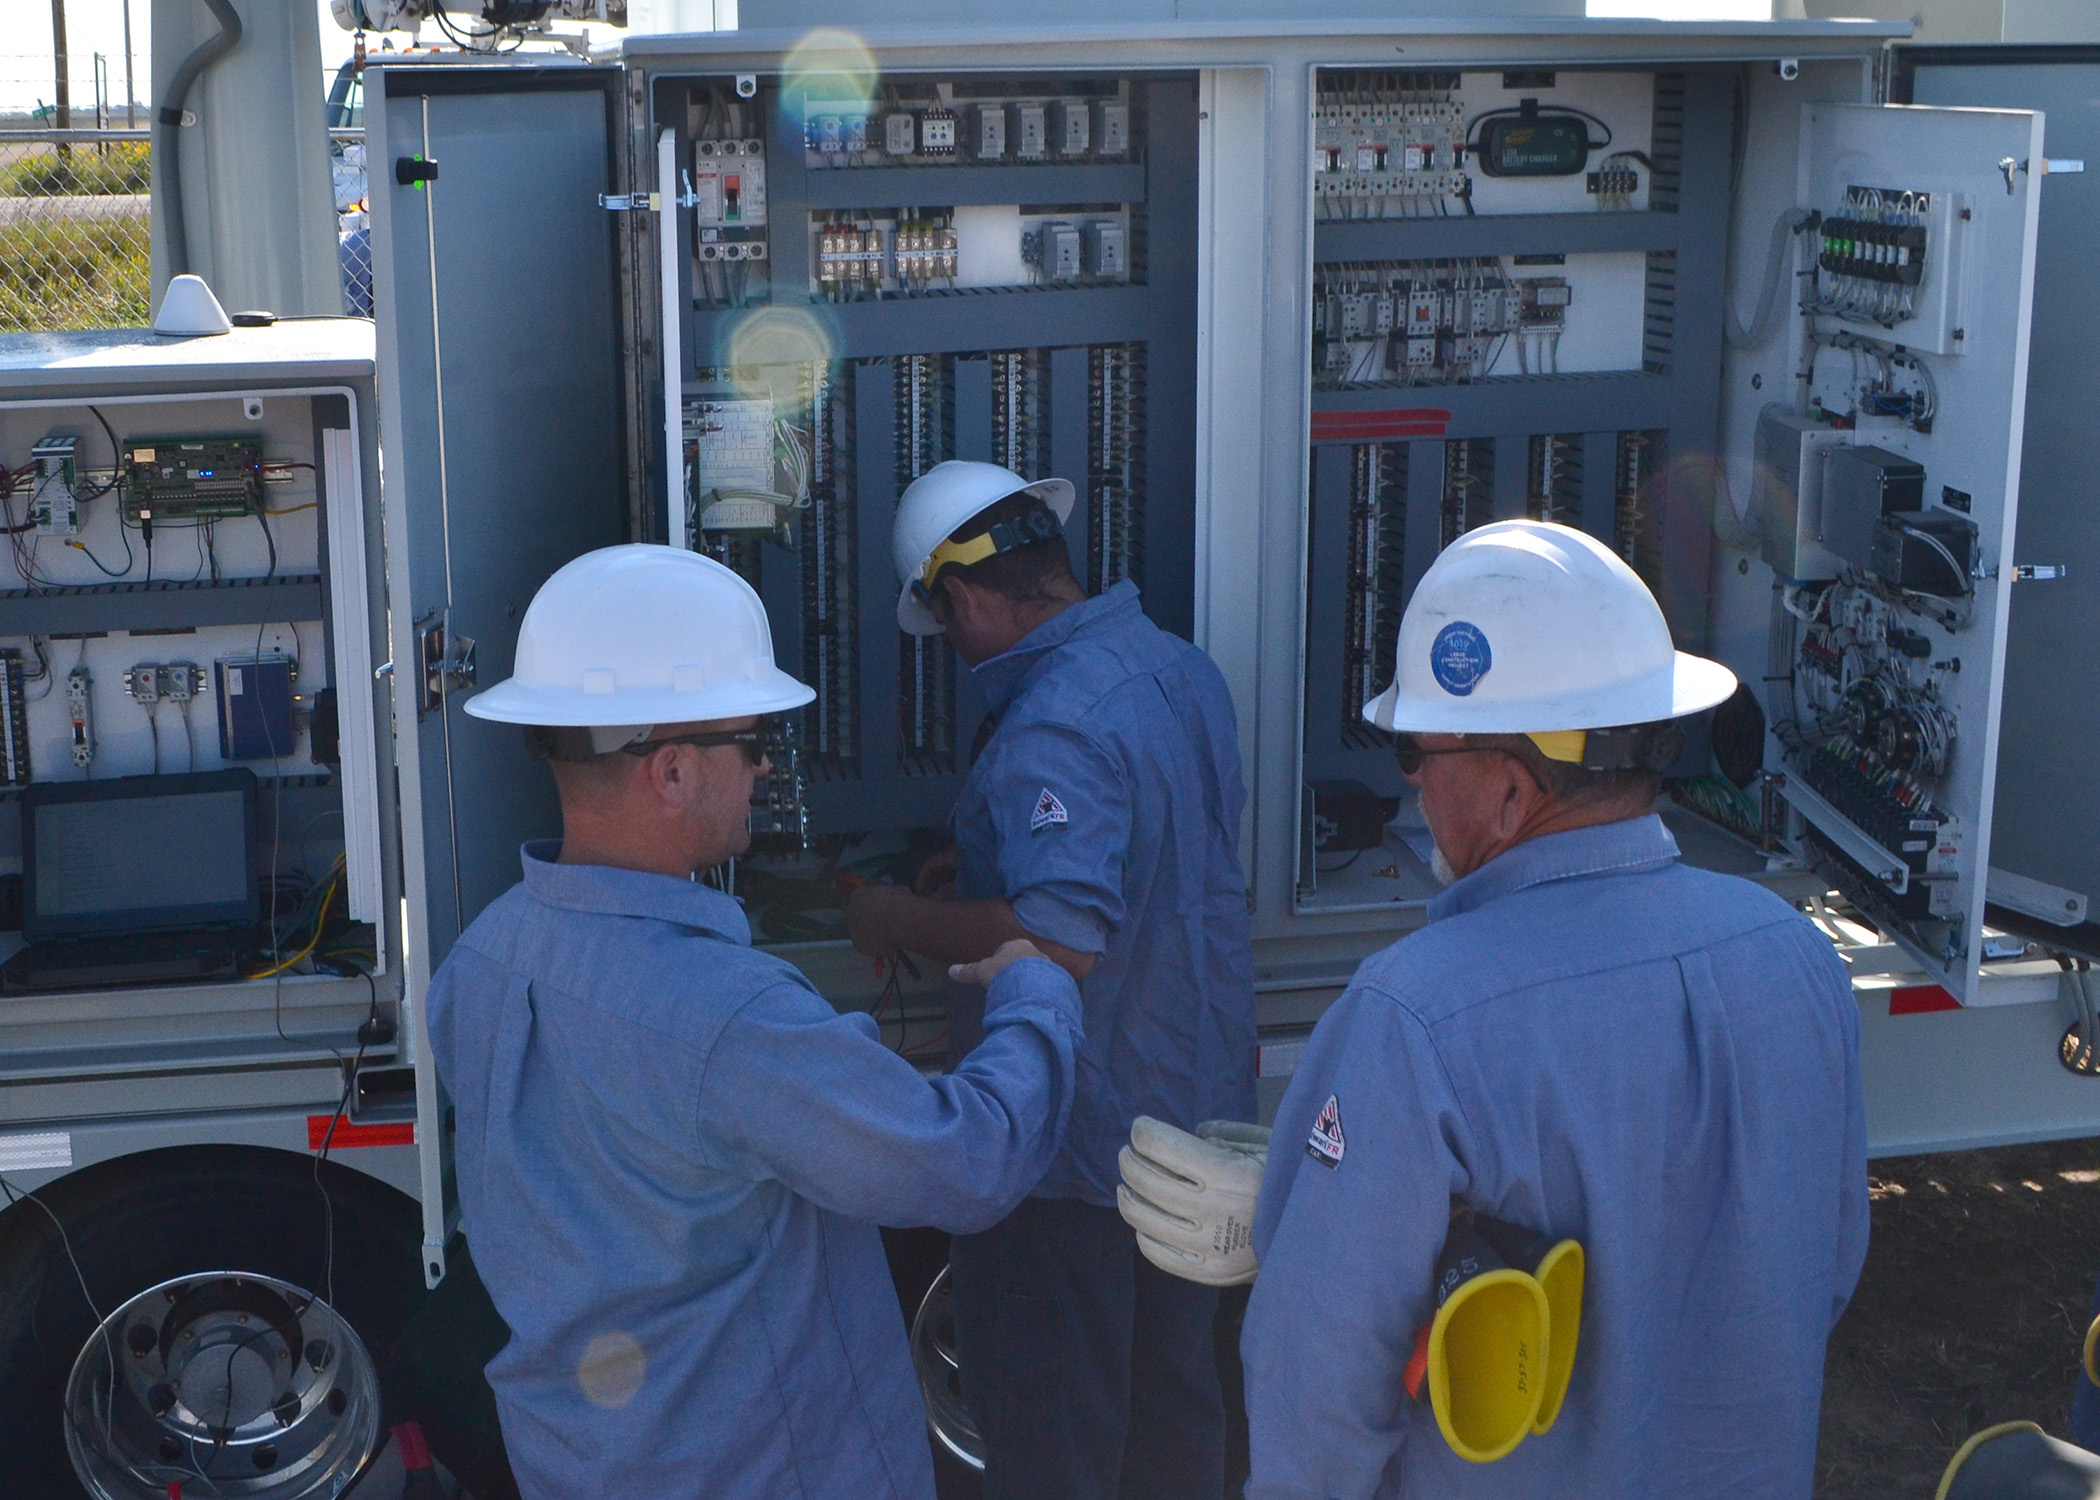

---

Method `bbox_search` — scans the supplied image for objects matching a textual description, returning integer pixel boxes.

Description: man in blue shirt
[430,545,1085,1500]
[848,461,1256,1500]
[1241,521,1869,1499]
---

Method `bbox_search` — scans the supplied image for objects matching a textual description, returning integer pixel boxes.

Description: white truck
[5,8,2100,1494]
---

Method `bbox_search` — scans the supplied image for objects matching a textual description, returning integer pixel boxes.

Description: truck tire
[0,1144,427,1497]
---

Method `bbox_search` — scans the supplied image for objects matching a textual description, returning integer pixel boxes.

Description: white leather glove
[1116,1117,1272,1287]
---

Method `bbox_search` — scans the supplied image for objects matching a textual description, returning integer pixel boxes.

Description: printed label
[1306,1094,1345,1168]
[1030,788,1069,833]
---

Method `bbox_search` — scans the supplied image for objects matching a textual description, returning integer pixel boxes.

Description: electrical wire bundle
[1668,773,1763,843]
[1808,328,1938,436]
[2058,957,2100,1076]
[248,853,351,979]
[1843,675,1955,780]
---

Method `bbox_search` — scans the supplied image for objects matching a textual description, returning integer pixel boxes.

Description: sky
[0,0,1769,118]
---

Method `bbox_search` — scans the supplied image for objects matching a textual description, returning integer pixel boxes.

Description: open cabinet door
[369,65,631,976]
[370,63,631,1281]
[1766,102,2044,1006]
[1897,53,2100,964]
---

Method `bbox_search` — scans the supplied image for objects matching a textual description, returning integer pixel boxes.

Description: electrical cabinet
[0,325,420,1198]
[363,20,2096,1158]
[1295,71,2056,1024]
[375,59,1197,973]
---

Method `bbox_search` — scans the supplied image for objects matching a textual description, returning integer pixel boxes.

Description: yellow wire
[245,877,339,979]
[264,502,318,515]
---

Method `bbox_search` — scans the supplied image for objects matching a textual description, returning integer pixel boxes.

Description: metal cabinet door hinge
[599,191,661,212]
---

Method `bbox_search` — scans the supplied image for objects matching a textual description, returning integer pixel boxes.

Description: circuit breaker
[1008,101,1047,160]
[973,102,1006,160]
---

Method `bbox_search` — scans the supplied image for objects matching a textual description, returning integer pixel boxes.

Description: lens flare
[783,28,879,115]
[718,304,839,407]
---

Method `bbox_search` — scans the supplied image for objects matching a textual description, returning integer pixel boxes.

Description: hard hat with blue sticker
[1430,622,1493,697]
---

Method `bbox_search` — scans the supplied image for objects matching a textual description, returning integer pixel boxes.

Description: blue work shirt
[1243,815,1869,1500]
[948,580,1257,1205]
[425,842,1083,1500]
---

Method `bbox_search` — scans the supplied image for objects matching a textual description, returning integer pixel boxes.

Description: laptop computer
[4,769,260,994]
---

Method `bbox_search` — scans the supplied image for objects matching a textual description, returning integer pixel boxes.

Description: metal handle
[2001,157,2087,195]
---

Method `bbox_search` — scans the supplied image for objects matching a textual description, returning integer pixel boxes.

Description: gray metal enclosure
[368,66,631,966]
[1896,48,2100,962]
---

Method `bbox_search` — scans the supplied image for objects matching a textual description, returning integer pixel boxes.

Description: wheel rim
[910,1265,984,1471]
[63,1270,381,1500]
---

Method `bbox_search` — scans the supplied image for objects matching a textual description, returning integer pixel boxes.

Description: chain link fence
[334,135,373,318]
[0,37,370,330]
[0,126,374,332]
[0,128,152,332]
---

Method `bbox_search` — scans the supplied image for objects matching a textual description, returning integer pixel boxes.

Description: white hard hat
[464,544,814,735]
[891,459,1075,636]
[1362,520,1737,737]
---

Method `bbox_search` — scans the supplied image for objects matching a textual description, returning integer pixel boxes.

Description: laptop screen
[23,769,260,941]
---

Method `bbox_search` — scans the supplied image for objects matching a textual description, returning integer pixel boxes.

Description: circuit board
[122,436,263,522]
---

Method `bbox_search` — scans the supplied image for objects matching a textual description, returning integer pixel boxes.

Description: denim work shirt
[425,842,1083,1500]
[1242,816,1869,1500]
[948,581,1257,1205]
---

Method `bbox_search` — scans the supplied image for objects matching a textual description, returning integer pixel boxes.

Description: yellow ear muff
[1528,1238,1585,1434]
[1426,1265,1550,1464]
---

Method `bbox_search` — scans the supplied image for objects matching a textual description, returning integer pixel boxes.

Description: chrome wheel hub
[64,1271,381,1499]
[911,1265,984,1472]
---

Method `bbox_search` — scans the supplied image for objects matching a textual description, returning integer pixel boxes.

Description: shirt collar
[517,840,751,945]
[1427,814,1681,923]
[972,580,1143,713]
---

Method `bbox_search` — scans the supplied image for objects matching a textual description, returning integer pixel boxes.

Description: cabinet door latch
[416,614,477,716]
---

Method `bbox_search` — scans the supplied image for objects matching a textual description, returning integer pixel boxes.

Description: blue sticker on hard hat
[1430,622,1493,697]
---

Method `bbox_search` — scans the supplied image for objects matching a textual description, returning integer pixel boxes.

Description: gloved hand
[1116,1117,1271,1287]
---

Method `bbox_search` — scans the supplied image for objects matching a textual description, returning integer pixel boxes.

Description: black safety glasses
[1393,733,1550,796]
[1392,733,1490,776]
[622,729,768,766]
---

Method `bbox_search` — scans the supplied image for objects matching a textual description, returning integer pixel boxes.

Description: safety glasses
[1392,733,1491,776]
[622,729,768,766]
[1394,733,1551,796]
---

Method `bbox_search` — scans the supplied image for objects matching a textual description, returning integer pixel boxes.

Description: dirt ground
[1816,1138,2100,1499]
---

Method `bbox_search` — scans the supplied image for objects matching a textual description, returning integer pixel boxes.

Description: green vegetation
[0,143,154,331]
[0,219,151,332]
[0,141,150,198]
